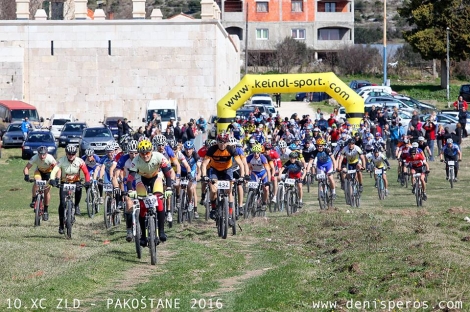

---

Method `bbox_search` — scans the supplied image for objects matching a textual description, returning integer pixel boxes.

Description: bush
[335,45,381,75]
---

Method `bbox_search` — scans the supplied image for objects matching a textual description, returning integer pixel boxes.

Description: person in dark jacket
[458,108,468,137]
[174,122,182,142]
[122,118,131,135]
[117,119,123,143]
[186,122,196,143]
[453,123,463,145]
[407,124,420,143]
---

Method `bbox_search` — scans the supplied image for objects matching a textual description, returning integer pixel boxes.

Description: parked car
[440,110,470,124]
[79,126,115,157]
[102,116,124,139]
[247,93,271,105]
[393,94,438,114]
[244,104,277,116]
[58,122,87,147]
[235,108,255,120]
[420,114,470,134]
[359,90,394,99]
[364,96,416,114]
[295,92,311,102]
[250,95,275,108]
[459,84,470,102]
[349,80,373,91]
[22,130,57,159]
[2,122,24,147]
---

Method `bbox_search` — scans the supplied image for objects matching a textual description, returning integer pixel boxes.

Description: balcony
[216,0,243,12]
[315,11,353,23]
[314,39,353,51]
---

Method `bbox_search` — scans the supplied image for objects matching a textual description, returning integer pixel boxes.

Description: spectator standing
[436,124,446,155]
[21,117,32,140]
[317,113,328,132]
[196,116,207,133]
[315,108,322,121]
[382,124,391,158]
[274,93,281,108]
[453,95,468,111]
[458,108,468,137]
[453,123,463,146]
[369,105,378,123]
[133,126,145,141]
[117,119,124,143]
[186,122,196,144]
[423,120,436,160]
[389,121,400,158]
[174,122,182,142]
[122,118,131,135]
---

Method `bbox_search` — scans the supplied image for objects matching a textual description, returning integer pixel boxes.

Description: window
[292,29,306,39]
[292,0,303,12]
[256,2,268,12]
[318,29,340,40]
[256,28,269,40]
[325,2,336,12]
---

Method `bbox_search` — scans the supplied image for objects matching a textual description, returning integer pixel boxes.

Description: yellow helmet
[137,140,153,153]
[316,138,326,145]
[251,144,262,153]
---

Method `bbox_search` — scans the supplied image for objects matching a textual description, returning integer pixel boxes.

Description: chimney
[34,9,47,20]
[201,0,215,20]
[94,9,106,20]
[150,8,163,20]
[75,0,88,20]
[132,0,146,19]
[16,0,30,20]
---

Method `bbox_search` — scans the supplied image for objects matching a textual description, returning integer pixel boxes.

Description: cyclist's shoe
[166,212,173,223]
[374,181,377,188]
[42,212,49,221]
[126,228,133,242]
[332,193,337,200]
[74,205,81,216]
[238,206,244,215]
[412,185,415,194]
[159,232,167,242]
[298,201,304,207]
[194,211,199,219]
[99,197,104,205]
[176,197,181,207]
[30,201,36,208]
[454,178,458,182]
[140,237,148,247]
[446,176,449,180]
[261,204,267,211]
[58,227,65,235]
[385,189,389,196]
[228,218,234,227]
[209,209,217,220]
[359,185,364,192]
[271,196,277,203]
[199,193,205,205]
[188,202,194,212]
[423,193,427,201]
[117,203,123,211]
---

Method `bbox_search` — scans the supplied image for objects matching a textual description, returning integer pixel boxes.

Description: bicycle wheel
[204,193,210,221]
[135,219,142,259]
[354,185,361,207]
[244,191,254,219]
[148,216,157,265]
[86,187,94,218]
[378,177,385,200]
[306,174,311,193]
[326,185,334,209]
[66,200,73,239]
[34,195,42,227]
[231,205,237,235]
[318,182,326,210]
[178,190,185,224]
[350,181,356,208]
[344,179,350,205]
[113,202,121,226]
[415,181,421,207]
[449,167,454,189]
[405,171,409,188]
[286,190,293,216]
[222,198,229,239]
[276,184,285,212]
[104,195,112,229]
[292,191,299,214]
[217,200,223,237]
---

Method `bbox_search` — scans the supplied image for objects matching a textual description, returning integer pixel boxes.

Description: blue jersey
[181,150,199,174]
[283,160,303,174]
[116,154,131,170]
[82,154,101,175]
[161,145,175,160]
[312,148,333,165]
[99,156,116,182]
[246,154,268,173]
[442,144,460,157]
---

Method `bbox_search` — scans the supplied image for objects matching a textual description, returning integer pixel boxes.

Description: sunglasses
[157,144,165,147]
[139,152,151,156]
[129,152,138,155]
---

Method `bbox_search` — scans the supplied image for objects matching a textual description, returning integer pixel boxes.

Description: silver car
[78,126,115,157]
[2,122,24,147]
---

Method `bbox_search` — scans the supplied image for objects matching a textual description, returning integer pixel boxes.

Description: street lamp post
[383,0,387,86]
[446,27,450,101]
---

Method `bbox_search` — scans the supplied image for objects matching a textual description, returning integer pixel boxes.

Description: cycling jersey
[99,156,117,183]
[302,146,316,163]
[277,147,293,162]
[29,154,57,173]
[282,160,304,179]
[114,151,124,162]
[130,152,170,179]
[116,154,130,170]
[340,145,363,164]
[267,149,282,169]
[181,150,200,175]
[197,146,208,158]
[405,153,426,168]
[52,156,90,183]
[82,154,101,175]
[204,145,239,172]
[368,152,389,169]
[442,144,460,157]
[398,144,412,160]
[246,154,269,173]
[312,148,333,165]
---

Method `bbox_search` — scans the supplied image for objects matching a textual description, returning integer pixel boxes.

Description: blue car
[22,130,57,160]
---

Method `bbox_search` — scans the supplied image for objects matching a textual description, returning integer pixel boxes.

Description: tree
[275,37,308,73]
[398,0,470,88]
[0,0,17,20]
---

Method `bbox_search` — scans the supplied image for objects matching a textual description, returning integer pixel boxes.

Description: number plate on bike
[104,183,113,192]
[247,181,258,189]
[285,178,296,185]
[63,184,76,192]
[180,179,189,186]
[447,161,455,166]
[217,180,230,189]
[413,173,421,178]
[374,169,383,174]
[144,194,157,208]
[36,180,47,187]
[347,169,356,174]
[316,173,325,180]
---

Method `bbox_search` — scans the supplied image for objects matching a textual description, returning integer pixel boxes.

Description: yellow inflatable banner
[217,72,364,133]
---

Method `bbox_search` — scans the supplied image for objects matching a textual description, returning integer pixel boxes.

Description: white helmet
[153,134,167,146]
[278,140,287,149]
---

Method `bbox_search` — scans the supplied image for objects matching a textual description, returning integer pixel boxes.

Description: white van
[48,114,75,139]
[143,100,180,132]
[357,86,395,98]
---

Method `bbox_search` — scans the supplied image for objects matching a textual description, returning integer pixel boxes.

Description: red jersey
[330,129,341,142]
[399,144,412,159]
[268,149,282,169]
[405,153,426,168]
[198,146,208,158]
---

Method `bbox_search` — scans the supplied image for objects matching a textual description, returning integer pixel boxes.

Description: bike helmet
[447,138,453,144]
[37,146,47,154]
[411,142,419,148]
[289,143,298,150]
[410,147,417,155]
[316,138,326,145]
[277,140,286,149]
[184,141,195,150]
[418,136,425,141]
[152,134,167,146]
[128,140,138,152]
[375,132,382,137]
[229,137,238,146]
[209,139,217,147]
[373,148,380,154]
[313,127,320,132]
[204,139,212,147]
[113,141,120,150]
[217,132,229,143]
[404,138,410,144]
[347,138,355,145]
[251,144,262,153]
[289,152,299,158]
[65,144,77,155]
[105,144,115,152]
[85,148,94,156]
[263,142,273,150]
[137,140,153,153]
[168,139,178,149]
[249,138,256,144]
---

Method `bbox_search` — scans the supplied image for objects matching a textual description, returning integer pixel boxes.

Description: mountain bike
[245,180,267,218]
[29,179,47,226]
[129,192,142,260]
[304,170,313,193]
[275,176,286,213]
[178,178,194,224]
[375,168,386,200]
[284,178,300,216]
[446,160,456,188]
[344,169,361,207]
[413,173,424,207]
[316,170,334,210]
[137,188,160,265]
[202,182,211,221]
[103,183,121,229]
[53,182,80,239]
[86,179,100,218]
[214,180,235,239]
[232,179,243,218]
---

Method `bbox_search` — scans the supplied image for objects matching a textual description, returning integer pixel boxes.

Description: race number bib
[180,179,189,186]
[316,173,325,180]
[413,173,421,178]
[144,194,157,208]
[247,181,258,189]
[285,178,296,185]
[63,184,76,192]
[447,161,455,166]
[103,183,113,192]
[217,180,230,189]
[375,169,383,174]
[36,180,47,187]
[347,169,357,174]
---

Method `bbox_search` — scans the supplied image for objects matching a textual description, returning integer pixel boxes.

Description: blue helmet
[184,141,194,150]
[289,143,299,150]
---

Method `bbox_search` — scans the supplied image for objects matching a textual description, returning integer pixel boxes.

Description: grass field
[1,146,470,312]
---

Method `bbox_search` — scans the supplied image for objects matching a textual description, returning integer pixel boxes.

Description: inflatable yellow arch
[217,72,364,133]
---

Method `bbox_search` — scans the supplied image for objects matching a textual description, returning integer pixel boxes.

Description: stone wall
[0,18,240,128]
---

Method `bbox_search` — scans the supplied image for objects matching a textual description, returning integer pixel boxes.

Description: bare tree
[275,37,308,73]
[0,0,17,20]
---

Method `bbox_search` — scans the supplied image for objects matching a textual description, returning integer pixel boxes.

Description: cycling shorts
[250,170,268,184]
[411,165,426,174]
[288,172,302,180]
[34,169,51,181]
[316,162,333,174]
[210,168,233,181]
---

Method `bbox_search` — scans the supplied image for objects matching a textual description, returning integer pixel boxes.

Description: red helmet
[216,132,229,143]
[263,142,273,150]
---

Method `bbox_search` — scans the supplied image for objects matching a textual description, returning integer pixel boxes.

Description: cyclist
[263,142,281,203]
[312,138,337,198]
[337,138,366,192]
[23,146,57,221]
[98,144,121,208]
[440,138,462,181]
[181,141,201,218]
[246,144,272,210]
[301,139,316,177]
[396,138,412,182]
[82,148,103,204]
[276,140,292,163]
[200,132,247,222]
[368,148,391,195]
[127,140,175,245]
[406,147,430,200]
[231,138,249,215]
[49,145,91,234]
[115,140,139,242]
[417,136,432,160]
[280,151,305,206]
[198,139,216,205]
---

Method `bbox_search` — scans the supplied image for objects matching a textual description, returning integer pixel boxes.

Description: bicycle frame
[446,160,456,188]
[215,180,231,239]
[316,170,333,210]
[137,189,159,265]
[345,169,360,207]
[284,178,299,216]
[245,179,265,218]
[413,172,423,207]
[30,179,47,226]
[375,168,386,200]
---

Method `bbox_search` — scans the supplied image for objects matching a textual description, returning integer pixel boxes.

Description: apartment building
[217,0,354,58]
